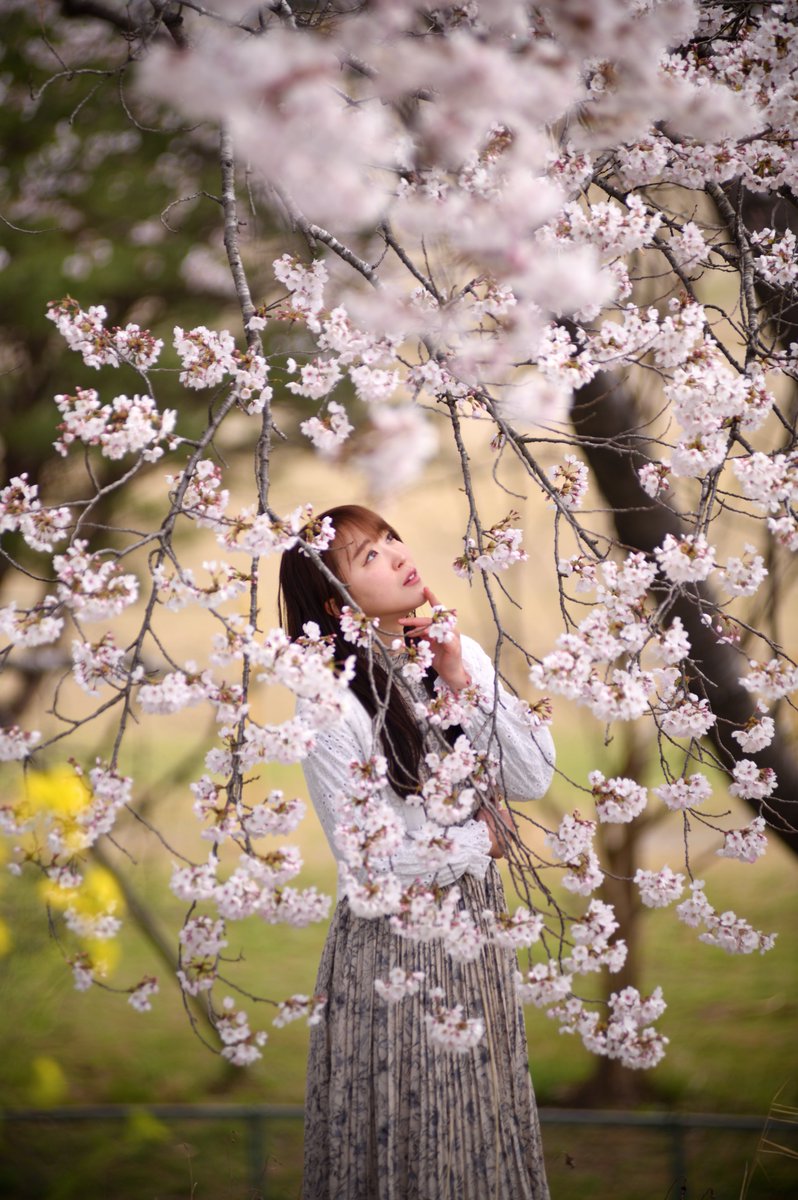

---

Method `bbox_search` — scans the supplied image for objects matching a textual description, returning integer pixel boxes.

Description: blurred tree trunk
[564,188,798,1098]
[568,369,798,857]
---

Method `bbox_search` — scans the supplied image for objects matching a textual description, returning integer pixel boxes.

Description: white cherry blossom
[424,990,485,1054]
[589,771,648,824]
[374,967,425,1003]
[655,532,716,584]
[728,760,777,801]
[717,817,768,864]
[731,707,775,753]
[634,866,685,909]
[653,772,712,812]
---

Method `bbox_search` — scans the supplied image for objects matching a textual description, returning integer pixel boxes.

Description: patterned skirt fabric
[302,864,550,1200]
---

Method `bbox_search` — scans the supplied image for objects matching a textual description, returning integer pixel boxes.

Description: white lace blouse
[299,635,556,896]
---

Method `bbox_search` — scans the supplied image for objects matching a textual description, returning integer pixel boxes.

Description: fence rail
[3,1103,795,1198]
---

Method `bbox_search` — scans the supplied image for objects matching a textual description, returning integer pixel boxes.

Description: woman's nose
[390,543,406,568]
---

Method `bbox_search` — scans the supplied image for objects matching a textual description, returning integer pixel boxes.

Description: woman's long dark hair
[278,504,447,797]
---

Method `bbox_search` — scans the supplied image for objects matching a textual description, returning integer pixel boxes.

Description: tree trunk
[569,370,798,855]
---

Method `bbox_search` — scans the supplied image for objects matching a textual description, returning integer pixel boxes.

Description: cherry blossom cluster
[655,533,715,585]
[47,297,163,370]
[70,761,133,852]
[731,705,775,754]
[339,607,379,649]
[54,541,139,622]
[588,771,648,824]
[152,560,250,612]
[593,988,669,1072]
[270,259,444,491]
[242,626,356,734]
[728,760,777,803]
[64,904,121,941]
[171,325,274,413]
[215,996,268,1066]
[415,736,493,828]
[0,725,42,764]
[545,812,602,897]
[54,388,177,461]
[452,511,528,578]
[735,453,798,532]
[167,459,230,528]
[128,977,159,1013]
[170,852,331,930]
[412,681,490,732]
[482,905,544,951]
[71,634,135,695]
[177,915,228,996]
[0,474,71,553]
[549,456,590,511]
[424,988,486,1054]
[397,638,434,684]
[374,967,425,1004]
[739,657,798,702]
[423,605,458,645]
[543,194,663,260]
[634,866,686,910]
[1,599,64,650]
[541,981,668,1070]
[241,791,307,839]
[173,325,236,389]
[2,758,131,859]
[567,899,627,976]
[676,881,776,955]
[653,772,713,813]
[272,993,327,1029]
[515,961,574,1008]
[716,817,768,865]
[214,503,335,559]
[139,668,248,729]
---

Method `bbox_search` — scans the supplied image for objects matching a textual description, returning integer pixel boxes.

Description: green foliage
[0,7,236,491]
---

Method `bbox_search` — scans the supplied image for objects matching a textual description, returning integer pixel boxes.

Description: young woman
[278,504,555,1200]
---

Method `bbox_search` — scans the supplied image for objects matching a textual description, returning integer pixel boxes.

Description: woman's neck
[373,623,404,652]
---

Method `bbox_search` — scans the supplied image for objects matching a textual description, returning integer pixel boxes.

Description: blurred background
[0,5,796,1198]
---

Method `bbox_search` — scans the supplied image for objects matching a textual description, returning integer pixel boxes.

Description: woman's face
[335,526,426,631]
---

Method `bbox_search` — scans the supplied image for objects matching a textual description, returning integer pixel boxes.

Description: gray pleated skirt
[302,864,550,1200]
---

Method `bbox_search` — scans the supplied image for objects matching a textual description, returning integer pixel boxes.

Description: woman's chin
[408,582,427,608]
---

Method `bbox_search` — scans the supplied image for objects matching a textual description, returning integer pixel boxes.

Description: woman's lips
[404,569,419,586]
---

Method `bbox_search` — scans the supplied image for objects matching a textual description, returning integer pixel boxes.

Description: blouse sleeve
[299,698,493,891]
[457,636,556,804]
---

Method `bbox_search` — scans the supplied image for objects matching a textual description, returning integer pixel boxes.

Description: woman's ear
[324,597,341,618]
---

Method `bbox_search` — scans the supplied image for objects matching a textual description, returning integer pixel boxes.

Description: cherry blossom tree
[1,0,796,1074]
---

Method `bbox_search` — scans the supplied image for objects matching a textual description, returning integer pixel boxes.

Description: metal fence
[3,1103,796,1198]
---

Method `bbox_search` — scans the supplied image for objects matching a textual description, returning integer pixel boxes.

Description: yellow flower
[40,862,124,912]
[28,1056,68,1107]
[25,765,91,818]
[17,765,93,853]
[39,864,125,977]
[86,936,121,977]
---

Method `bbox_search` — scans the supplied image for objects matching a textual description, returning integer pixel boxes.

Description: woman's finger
[401,623,432,641]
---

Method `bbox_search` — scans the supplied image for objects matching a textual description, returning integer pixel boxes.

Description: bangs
[322,505,397,577]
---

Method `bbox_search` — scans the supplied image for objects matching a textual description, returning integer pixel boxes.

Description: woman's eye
[365,549,376,563]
